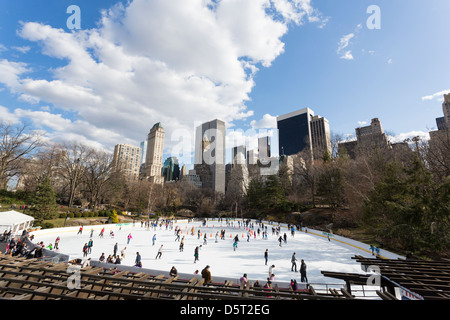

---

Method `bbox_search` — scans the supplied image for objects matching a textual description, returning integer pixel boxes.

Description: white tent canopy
[0,211,34,235]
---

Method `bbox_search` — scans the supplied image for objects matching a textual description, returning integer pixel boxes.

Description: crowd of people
[1,229,43,259]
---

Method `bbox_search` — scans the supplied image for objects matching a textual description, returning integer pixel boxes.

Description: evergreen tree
[262,175,285,210]
[246,177,265,210]
[32,176,58,223]
[362,158,450,254]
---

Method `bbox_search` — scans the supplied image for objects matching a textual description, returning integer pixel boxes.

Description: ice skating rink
[28,219,401,285]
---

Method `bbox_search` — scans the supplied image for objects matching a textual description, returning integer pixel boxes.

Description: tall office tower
[232,145,247,166]
[113,144,142,182]
[310,115,332,159]
[194,119,226,194]
[144,122,165,184]
[246,149,258,165]
[246,149,259,180]
[277,107,331,160]
[441,94,450,129]
[355,118,390,149]
[180,165,187,181]
[162,157,180,182]
[258,136,271,159]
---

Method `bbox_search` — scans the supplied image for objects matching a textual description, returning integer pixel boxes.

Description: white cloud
[250,113,278,129]
[0,105,20,124]
[337,33,355,60]
[12,46,31,54]
[337,24,362,60]
[422,89,450,102]
[387,131,430,144]
[340,50,354,60]
[357,121,367,126]
[0,59,30,89]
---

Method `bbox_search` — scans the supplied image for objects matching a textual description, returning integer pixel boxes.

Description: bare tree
[424,131,450,180]
[58,142,92,207]
[0,122,42,189]
[293,149,322,207]
[18,144,65,192]
[82,148,115,210]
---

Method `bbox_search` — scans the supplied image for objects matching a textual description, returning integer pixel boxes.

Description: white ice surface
[28,219,398,286]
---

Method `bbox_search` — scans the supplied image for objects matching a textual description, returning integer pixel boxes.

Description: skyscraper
[277,108,331,159]
[144,122,165,184]
[162,156,180,182]
[113,144,142,182]
[194,119,226,194]
[310,115,332,159]
[258,136,271,159]
[232,145,246,166]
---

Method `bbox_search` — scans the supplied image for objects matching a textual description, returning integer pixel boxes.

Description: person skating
[152,234,156,246]
[194,246,199,263]
[264,249,269,265]
[127,233,133,245]
[135,252,141,266]
[291,252,298,272]
[300,259,308,283]
[269,264,275,278]
[77,226,83,235]
[54,236,60,250]
[155,245,163,259]
[87,238,93,254]
[179,237,184,252]
[82,243,88,257]
[113,242,118,257]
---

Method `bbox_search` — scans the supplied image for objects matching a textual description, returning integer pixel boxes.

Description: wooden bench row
[0,254,358,300]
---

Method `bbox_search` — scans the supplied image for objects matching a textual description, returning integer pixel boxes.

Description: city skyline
[0,0,449,164]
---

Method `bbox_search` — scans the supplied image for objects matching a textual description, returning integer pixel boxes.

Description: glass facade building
[277,108,314,157]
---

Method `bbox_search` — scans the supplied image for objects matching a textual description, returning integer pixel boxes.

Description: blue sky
[1,0,449,165]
